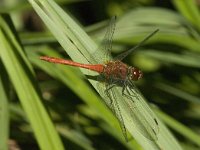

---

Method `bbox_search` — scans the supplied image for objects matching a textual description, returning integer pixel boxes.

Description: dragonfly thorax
[102,61,142,82]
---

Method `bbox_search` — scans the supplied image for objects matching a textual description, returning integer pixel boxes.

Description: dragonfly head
[130,68,143,81]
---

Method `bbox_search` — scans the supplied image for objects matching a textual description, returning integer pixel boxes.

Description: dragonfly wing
[123,81,159,141]
[96,80,129,141]
[91,16,116,64]
[105,85,129,141]
[96,74,159,141]
[114,29,159,61]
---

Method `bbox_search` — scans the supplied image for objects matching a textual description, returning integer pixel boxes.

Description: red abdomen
[40,56,104,73]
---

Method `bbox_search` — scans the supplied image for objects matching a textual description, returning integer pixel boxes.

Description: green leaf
[140,50,200,68]
[173,0,200,30]
[155,109,200,147]
[0,14,64,150]
[112,8,200,52]
[0,63,9,150]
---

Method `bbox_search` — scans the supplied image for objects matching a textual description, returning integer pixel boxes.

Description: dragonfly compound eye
[131,68,143,81]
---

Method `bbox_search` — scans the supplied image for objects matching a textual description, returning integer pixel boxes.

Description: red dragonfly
[40,16,159,141]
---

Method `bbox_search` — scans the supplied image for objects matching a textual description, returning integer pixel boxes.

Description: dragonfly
[40,16,159,141]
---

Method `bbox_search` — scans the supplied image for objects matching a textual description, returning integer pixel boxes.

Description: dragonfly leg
[104,82,118,107]
[104,76,118,108]
[121,80,137,100]
[127,80,141,100]
[104,77,119,97]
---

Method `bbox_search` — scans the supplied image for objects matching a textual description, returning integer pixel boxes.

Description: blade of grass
[172,0,200,30]
[0,63,9,150]
[56,125,96,150]
[0,14,64,150]
[139,49,200,68]
[155,83,200,104]
[155,109,200,147]
[28,0,182,149]
[111,8,200,52]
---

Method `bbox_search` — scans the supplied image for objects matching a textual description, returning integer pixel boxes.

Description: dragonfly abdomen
[40,56,104,73]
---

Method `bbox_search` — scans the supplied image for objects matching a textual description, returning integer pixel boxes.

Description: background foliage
[0,0,200,150]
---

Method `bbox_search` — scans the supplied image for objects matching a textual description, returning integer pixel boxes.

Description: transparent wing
[97,81,129,141]
[123,81,159,141]
[97,78,159,141]
[114,29,159,61]
[91,16,116,64]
